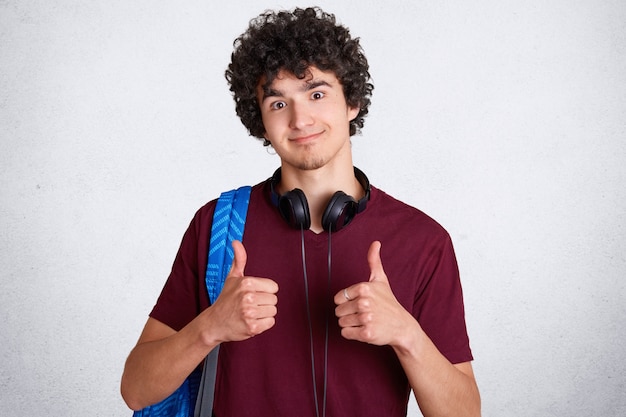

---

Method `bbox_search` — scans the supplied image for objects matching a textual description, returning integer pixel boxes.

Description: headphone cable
[301,227,320,417]
[300,226,331,417]
[322,227,332,417]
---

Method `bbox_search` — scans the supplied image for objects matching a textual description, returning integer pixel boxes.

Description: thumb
[229,240,247,278]
[368,241,388,283]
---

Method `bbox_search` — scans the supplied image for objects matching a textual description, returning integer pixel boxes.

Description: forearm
[120,318,217,410]
[121,263,278,411]
[393,324,481,417]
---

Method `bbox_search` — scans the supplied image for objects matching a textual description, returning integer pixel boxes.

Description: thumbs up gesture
[334,241,415,347]
[206,240,279,343]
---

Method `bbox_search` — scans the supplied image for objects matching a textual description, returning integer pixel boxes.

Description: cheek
[259,111,274,130]
[260,113,285,141]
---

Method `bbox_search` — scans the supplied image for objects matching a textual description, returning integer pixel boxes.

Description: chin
[296,159,327,171]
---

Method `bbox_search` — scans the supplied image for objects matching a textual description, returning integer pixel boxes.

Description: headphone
[269,167,371,232]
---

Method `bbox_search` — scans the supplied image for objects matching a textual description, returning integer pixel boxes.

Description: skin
[121,66,481,416]
[257,67,363,232]
[121,240,278,410]
[334,241,481,416]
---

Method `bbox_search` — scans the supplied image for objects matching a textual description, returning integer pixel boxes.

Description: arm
[120,317,212,410]
[391,322,480,417]
[121,241,278,410]
[334,241,480,417]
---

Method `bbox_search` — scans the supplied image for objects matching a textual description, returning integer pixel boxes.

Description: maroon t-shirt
[151,180,473,416]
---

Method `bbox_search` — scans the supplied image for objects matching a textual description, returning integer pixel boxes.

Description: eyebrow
[260,79,333,102]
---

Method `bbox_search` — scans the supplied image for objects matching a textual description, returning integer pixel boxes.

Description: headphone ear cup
[278,189,311,229]
[322,191,358,232]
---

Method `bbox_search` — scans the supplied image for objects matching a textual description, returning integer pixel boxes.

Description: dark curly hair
[225,7,374,146]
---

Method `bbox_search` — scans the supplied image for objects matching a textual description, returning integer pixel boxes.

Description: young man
[121,7,480,417]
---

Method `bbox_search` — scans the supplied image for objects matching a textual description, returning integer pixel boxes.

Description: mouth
[289,131,323,143]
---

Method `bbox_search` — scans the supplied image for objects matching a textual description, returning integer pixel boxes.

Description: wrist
[190,307,223,351]
[391,318,427,359]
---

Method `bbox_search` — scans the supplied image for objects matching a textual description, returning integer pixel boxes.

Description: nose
[289,101,314,130]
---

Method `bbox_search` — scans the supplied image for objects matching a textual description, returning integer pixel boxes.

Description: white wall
[1,1,624,416]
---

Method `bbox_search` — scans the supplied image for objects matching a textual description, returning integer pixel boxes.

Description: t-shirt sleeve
[149,203,214,331]
[414,234,473,364]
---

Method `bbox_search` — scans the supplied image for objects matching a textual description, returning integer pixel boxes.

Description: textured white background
[1,1,625,416]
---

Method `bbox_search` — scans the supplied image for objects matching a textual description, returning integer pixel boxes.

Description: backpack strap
[205,186,252,304]
[195,186,251,417]
[132,186,251,417]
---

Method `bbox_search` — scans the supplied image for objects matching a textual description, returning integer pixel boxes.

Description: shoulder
[366,186,450,240]
[190,181,268,228]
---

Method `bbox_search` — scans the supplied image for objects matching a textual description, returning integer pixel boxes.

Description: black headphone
[269,167,371,231]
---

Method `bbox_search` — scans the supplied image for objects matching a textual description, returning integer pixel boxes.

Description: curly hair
[225,7,374,145]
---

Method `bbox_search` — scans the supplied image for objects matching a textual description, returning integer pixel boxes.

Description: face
[256,67,360,171]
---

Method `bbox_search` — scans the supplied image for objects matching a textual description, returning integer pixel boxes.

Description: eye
[270,101,286,110]
[311,91,325,100]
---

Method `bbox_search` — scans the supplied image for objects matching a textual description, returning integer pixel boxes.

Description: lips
[289,131,323,142]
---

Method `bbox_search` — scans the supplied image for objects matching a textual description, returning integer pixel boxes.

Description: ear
[348,106,360,122]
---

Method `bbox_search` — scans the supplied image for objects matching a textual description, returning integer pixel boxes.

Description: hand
[207,240,278,343]
[334,241,416,347]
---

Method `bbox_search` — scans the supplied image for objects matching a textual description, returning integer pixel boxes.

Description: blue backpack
[133,186,252,417]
